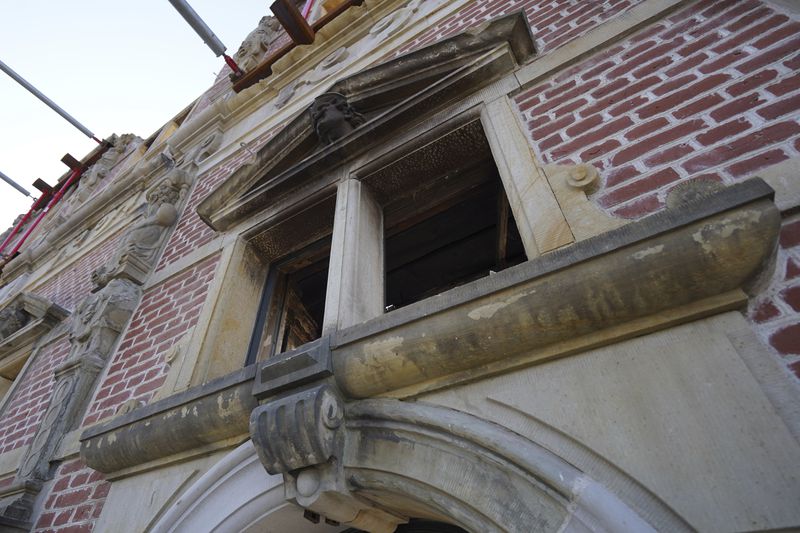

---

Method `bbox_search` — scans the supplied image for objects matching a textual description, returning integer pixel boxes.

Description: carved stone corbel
[250,382,406,532]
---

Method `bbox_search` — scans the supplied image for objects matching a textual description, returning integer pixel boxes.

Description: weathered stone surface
[197,12,536,231]
[0,293,67,352]
[421,312,800,532]
[15,278,140,484]
[251,383,344,474]
[81,366,257,474]
[332,179,780,398]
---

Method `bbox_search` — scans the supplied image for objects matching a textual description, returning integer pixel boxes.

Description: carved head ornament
[310,92,366,145]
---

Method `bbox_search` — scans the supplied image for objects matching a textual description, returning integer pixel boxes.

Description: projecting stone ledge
[79,178,779,474]
[331,177,781,398]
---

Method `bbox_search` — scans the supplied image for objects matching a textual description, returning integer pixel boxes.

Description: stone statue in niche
[310,92,366,145]
[232,15,283,74]
[0,303,29,341]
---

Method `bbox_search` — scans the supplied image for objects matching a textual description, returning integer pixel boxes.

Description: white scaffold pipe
[168,0,227,57]
[0,58,101,144]
[0,170,32,198]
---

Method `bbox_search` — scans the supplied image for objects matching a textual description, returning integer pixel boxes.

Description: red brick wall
[512,0,800,376]
[750,218,800,372]
[514,0,799,217]
[0,337,70,454]
[83,253,221,426]
[34,231,123,311]
[33,459,109,533]
[396,0,641,57]
[155,126,282,273]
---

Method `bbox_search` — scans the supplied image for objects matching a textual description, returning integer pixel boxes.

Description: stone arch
[334,400,684,533]
[244,393,691,532]
[148,441,341,533]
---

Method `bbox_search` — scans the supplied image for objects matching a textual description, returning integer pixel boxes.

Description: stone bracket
[250,382,343,474]
[252,336,332,399]
[0,478,42,524]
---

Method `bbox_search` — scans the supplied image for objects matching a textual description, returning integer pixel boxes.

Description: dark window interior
[247,238,330,364]
[383,160,525,311]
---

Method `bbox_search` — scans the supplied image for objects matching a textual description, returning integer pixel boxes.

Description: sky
[0,1,269,233]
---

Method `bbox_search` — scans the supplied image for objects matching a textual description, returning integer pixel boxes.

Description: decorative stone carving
[566,163,600,193]
[0,278,139,523]
[310,92,365,145]
[0,293,68,379]
[93,157,191,286]
[250,383,405,532]
[2,155,191,525]
[75,135,135,201]
[251,383,343,473]
[666,177,726,209]
[232,16,283,75]
[0,304,29,342]
[190,131,223,166]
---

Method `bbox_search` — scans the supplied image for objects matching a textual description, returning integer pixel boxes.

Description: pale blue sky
[0,1,268,232]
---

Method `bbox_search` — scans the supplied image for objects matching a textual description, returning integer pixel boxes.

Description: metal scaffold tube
[0,58,101,144]
[0,170,31,197]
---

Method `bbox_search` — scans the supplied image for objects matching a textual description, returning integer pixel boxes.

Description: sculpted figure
[91,160,189,288]
[310,92,366,144]
[68,278,140,359]
[0,303,29,340]
[233,16,283,73]
[118,180,181,265]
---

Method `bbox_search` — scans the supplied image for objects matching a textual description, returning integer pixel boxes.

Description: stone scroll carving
[0,293,68,366]
[0,304,29,342]
[310,92,366,145]
[250,382,405,532]
[0,155,193,525]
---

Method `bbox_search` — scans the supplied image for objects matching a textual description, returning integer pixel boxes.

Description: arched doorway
[155,400,687,532]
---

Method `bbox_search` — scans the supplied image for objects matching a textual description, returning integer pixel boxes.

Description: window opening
[246,237,331,365]
[383,155,526,311]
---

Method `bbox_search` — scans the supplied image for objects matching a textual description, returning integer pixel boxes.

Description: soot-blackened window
[362,119,527,312]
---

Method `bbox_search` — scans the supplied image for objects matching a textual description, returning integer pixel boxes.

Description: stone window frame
[237,93,565,376]
[161,12,549,388]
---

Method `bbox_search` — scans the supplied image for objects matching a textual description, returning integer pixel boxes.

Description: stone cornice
[332,179,779,397]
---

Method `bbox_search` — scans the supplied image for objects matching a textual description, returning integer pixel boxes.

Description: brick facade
[510,0,800,376]
[33,459,109,533]
[83,253,221,426]
[34,232,123,311]
[1,1,798,530]
[0,338,70,454]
